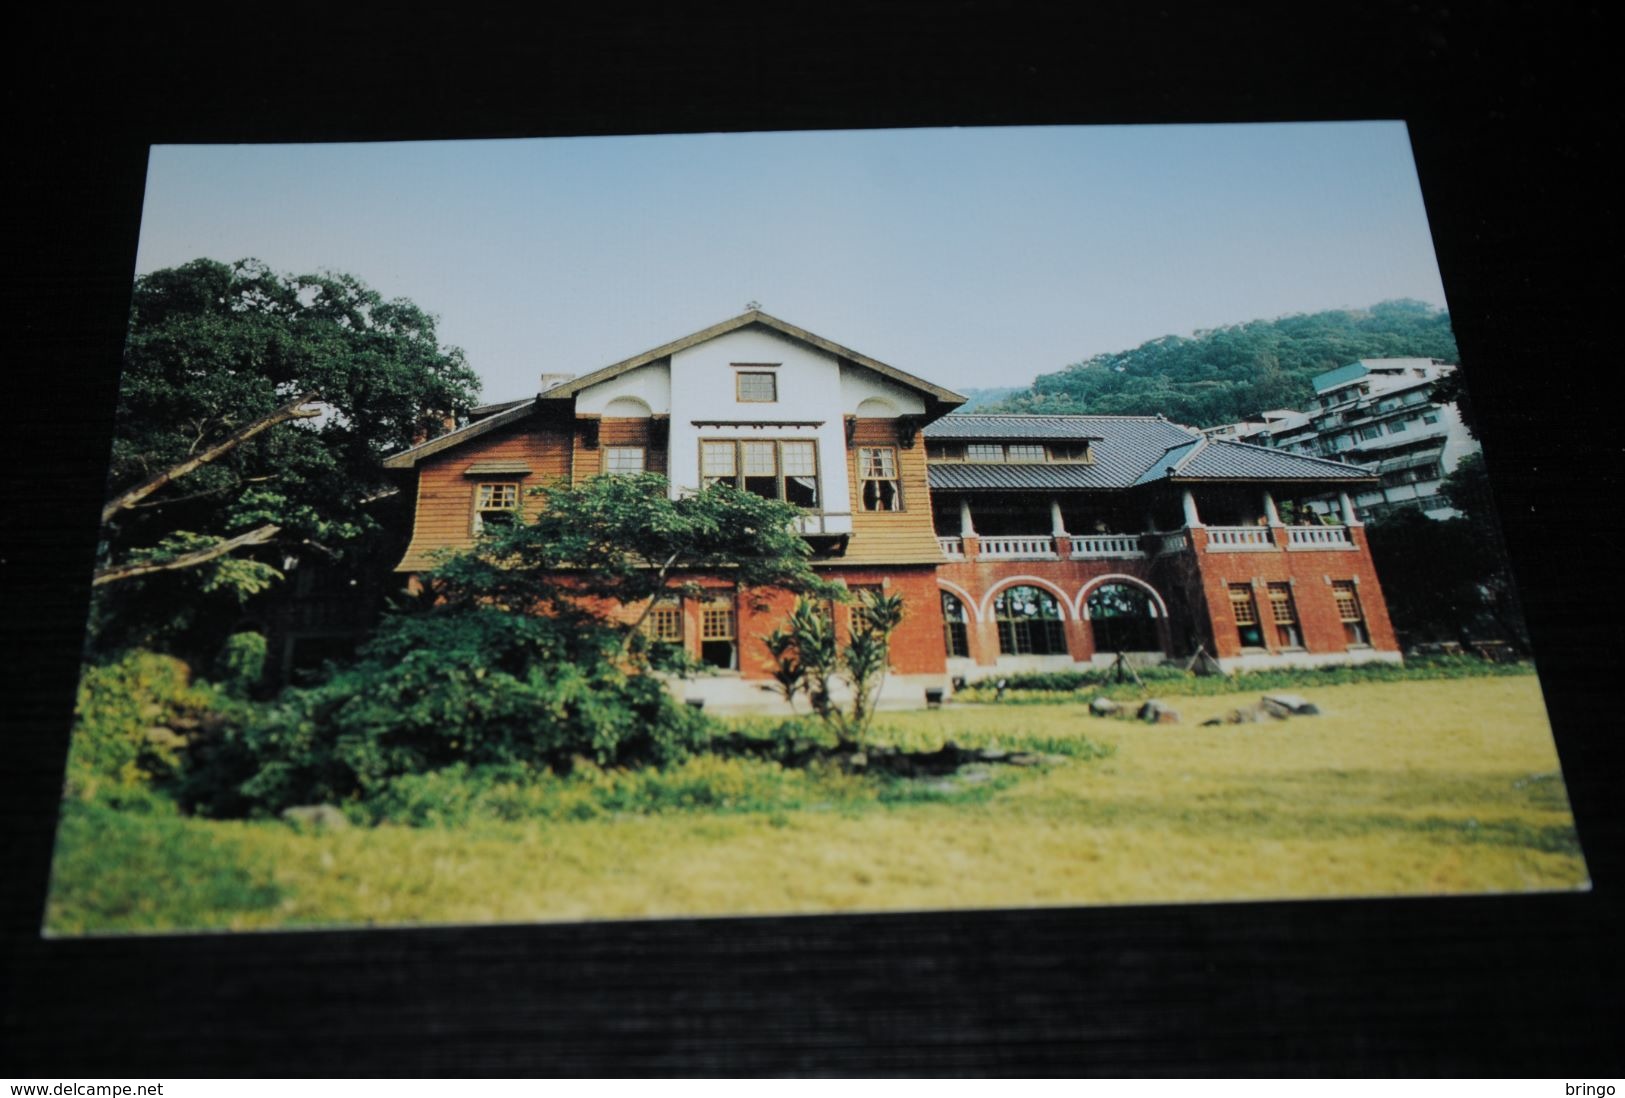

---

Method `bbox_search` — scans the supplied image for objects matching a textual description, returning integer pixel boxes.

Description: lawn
[43,676,1588,935]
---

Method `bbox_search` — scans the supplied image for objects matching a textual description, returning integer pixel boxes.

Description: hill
[985,300,1458,427]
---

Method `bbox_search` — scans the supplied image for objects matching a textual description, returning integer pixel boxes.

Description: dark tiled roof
[926,414,1372,490]
[931,462,1136,491]
[1166,438,1374,482]
[924,414,1114,440]
[928,415,1198,490]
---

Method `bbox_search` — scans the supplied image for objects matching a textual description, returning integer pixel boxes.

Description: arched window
[1086,583,1162,653]
[993,585,1066,656]
[941,591,970,658]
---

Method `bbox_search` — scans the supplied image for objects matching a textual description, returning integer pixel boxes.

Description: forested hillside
[987,300,1458,427]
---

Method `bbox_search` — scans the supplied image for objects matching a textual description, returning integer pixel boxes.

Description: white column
[1050,499,1068,537]
[1181,489,1204,528]
[959,498,977,537]
[1339,491,1362,527]
[1262,490,1282,527]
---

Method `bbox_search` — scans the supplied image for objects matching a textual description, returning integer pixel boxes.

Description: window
[1086,583,1161,653]
[1230,583,1264,649]
[780,440,819,507]
[474,482,520,533]
[604,446,646,475]
[859,446,901,511]
[1332,580,1370,645]
[994,585,1066,656]
[1388,419,1408,434]
[1048,443,1091,462]
[1422,411,1441,425]
[641,600,683,644]
[1359,425,1384,441]
[966,443,1004,462]
[702,440,819,507]
[1267,582,1302,648]
[1006,443,1045,463]
[700,595,737,669]
[941,592,970,658]
[736,371,777,402]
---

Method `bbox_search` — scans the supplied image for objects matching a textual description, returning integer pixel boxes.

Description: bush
[212,631,267,697]
[954,654,1532,703]
[195,607,716,816]
[354,755,871,828]
[66,649,227,801]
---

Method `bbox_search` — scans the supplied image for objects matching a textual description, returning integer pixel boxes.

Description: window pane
[860,447,896,478]
[604,446,645,474]
[701,442,736,476]
[785,475,819,508]
[701,600,736,640]
[737,372,777,401]
[477,482,519,509]
[1006,444,1044,463]
[742,441,777,475]
[781,441,817,476]
[966,443,1002,462]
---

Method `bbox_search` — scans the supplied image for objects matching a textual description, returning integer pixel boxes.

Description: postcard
[44,123,1588,935]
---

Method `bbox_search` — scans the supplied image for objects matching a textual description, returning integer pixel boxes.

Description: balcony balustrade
[977,535,1059,560]
[1205,525,1277,551]
[1286,525,1354,550]
[938,536,965,559]
[1068,534,1146,560]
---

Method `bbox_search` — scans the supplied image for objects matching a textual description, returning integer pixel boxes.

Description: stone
[1090,696,1121,717]
[282,804,350,831]
[1262,693,1320,716]
[1137,699,1180,724]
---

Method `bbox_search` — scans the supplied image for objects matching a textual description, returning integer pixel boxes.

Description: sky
[135,122,1447,401]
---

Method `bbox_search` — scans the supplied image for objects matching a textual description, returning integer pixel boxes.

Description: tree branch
[618,549,687,655]
[101,391,320,523]
[92,524,282,587]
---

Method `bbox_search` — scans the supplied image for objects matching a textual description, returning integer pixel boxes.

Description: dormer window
[474,481,520,534]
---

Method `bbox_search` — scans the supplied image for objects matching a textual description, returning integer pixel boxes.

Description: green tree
[194,475,838,813]
[993,300,1458,426]
[763,590,906,747]
[93,258,481,655]
[428,473,838,659]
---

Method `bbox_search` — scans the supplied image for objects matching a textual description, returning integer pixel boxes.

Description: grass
[42,677,1587,935]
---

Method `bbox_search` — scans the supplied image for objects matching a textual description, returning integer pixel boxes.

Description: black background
[6,1,1622,1076]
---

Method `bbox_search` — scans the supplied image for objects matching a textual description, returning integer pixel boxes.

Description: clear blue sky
[135,122,1447,400]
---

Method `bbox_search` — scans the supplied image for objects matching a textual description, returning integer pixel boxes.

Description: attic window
[736,371,778,403]
[474,481,520,534]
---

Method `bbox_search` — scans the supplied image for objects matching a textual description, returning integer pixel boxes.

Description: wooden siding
[840,418,943,566]
[572,416,668,484]
[394,420,573,572]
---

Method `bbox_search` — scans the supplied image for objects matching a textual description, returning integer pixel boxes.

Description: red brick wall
[1182,526,1398,659]
[938,550,1168,666]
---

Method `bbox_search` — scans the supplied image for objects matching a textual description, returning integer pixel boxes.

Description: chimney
[540,372,576,392]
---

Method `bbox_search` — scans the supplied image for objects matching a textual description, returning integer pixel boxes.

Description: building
[382,311,1401,702]
[1206,358,1479,522]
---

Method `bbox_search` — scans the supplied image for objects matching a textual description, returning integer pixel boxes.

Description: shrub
[197,607,716,816]
[212,631,267,697]
[66,649,227,801]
